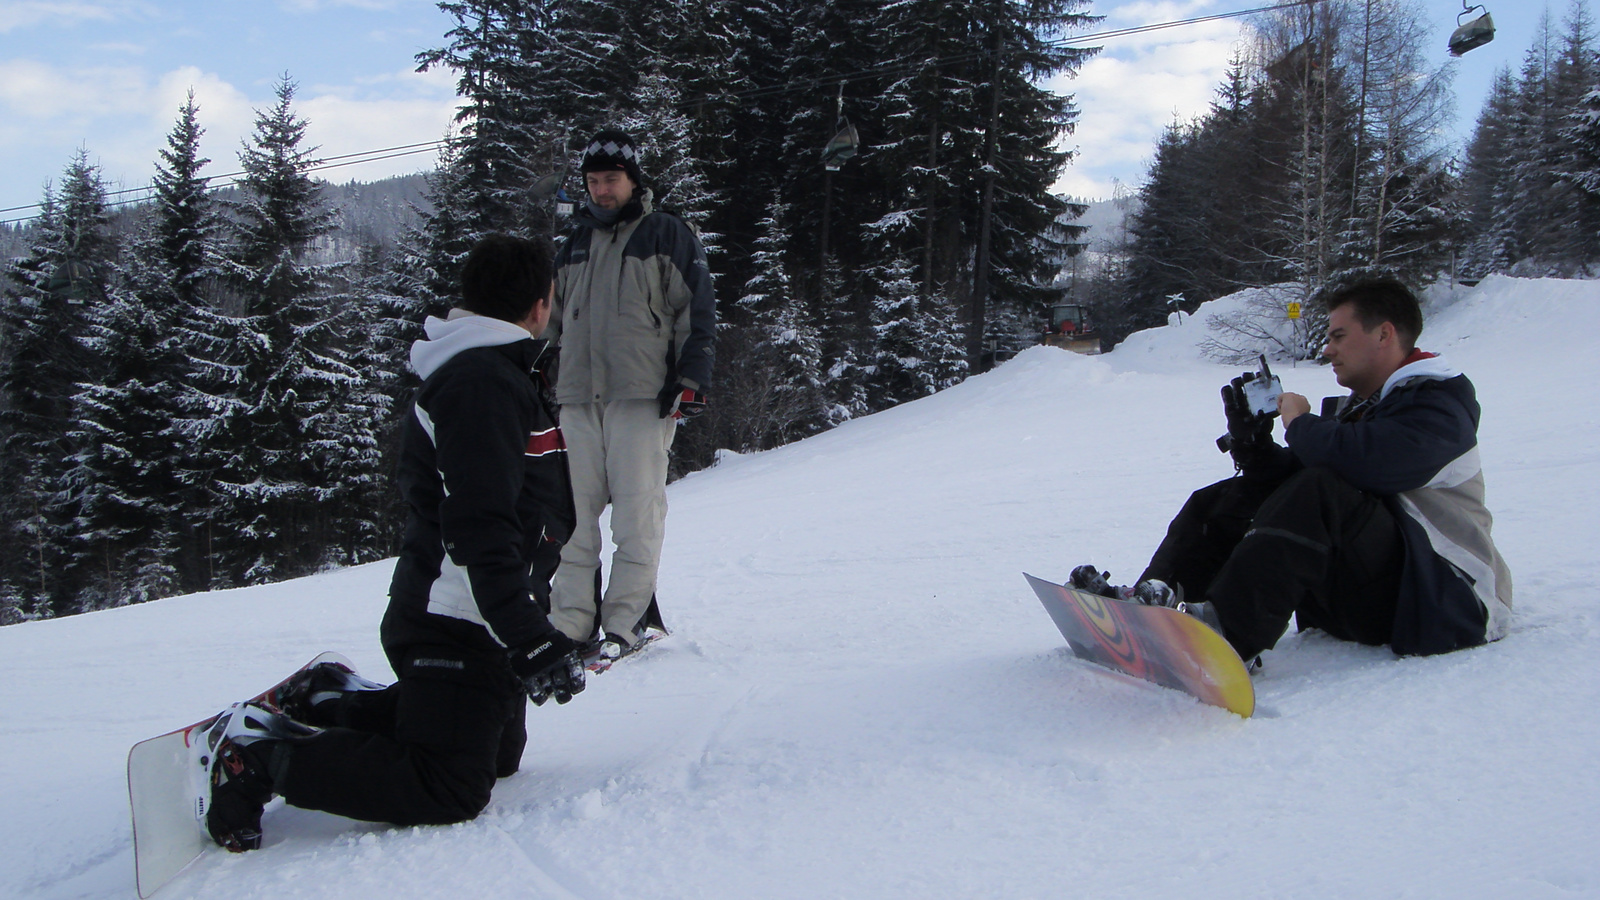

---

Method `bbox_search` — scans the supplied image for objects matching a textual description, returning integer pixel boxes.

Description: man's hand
[1278,391,1311,426]
[1222,376,1274,447]
[657,382,707,419]
[509,633,586,706]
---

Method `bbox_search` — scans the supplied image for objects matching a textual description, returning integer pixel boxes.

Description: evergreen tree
[1562,85,1600,247]
[732,196,828,446]
[203,76,362,584]
[866,254,968,407]
[1504,11,1567,272]
[1551,0,1600,267]
[617,68,722,244]
[419,1,557,242]
[1460,69,1520,278]
[0,153,114,613]
[138,92,228,593]
[61,278,185,609]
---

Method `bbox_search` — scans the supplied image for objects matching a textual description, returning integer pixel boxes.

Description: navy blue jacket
[1285,354,1512,655]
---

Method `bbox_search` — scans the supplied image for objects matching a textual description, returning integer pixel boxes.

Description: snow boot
[1176,598,1223,631]
[1069,565,1123,599]
[201,703,315,852]
[1133,579,1182,608]
[1173,600,1262,674]
[593,632,637,663]
[271,660,386,726]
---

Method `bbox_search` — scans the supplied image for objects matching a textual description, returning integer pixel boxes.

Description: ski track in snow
[2,275,1598,899]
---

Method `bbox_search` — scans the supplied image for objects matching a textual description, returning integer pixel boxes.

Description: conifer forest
[2,0,1598,622]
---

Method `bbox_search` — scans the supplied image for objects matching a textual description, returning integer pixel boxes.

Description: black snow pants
[1139,466,1404,661]
[276,648,527,827]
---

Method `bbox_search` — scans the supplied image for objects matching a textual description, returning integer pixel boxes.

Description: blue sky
[0,0,1551,221]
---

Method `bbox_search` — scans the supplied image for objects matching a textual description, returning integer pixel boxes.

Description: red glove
[658,383,707,419]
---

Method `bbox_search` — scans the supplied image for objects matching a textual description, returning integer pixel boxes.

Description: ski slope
[3,275,1597,900]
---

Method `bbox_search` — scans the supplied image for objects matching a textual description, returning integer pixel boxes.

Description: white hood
[1377,352,1460,403]
[409,310,532,380]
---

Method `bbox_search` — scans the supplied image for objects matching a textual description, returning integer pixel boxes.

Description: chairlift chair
[1449,4,1494,57]
[45,258,101,306]
[531,171,576,217]
[822,120,860,172]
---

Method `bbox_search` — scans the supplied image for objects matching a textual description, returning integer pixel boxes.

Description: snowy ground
[3,275,1598,900]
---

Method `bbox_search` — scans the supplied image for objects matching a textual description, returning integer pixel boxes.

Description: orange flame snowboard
[1026,573,1254,717]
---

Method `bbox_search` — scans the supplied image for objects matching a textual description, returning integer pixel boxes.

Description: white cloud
[296,74,460,182]
[274,0,406,13]
[0,0,152,33]
[1050,2,1242,199]
[0,58,457,211]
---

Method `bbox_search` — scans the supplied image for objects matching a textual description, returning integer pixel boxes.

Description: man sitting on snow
[1072,275,1512,663]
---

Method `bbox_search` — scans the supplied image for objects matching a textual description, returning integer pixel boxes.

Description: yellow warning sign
[1287,302,1302,320]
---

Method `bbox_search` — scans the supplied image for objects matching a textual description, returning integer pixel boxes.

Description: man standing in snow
[201,234,587,850]
[1073,276,1512,662]
[542,129,716,663]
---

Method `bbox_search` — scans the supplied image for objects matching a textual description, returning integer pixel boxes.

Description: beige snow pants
[548,399,676,645]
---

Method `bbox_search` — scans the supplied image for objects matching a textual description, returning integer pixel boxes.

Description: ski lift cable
[1,142,446,225]
[716,0,1326,107]
[2,0,1324,224]
[3,139,446,215]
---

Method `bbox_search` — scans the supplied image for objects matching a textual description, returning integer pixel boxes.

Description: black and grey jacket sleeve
[664,217,716,393]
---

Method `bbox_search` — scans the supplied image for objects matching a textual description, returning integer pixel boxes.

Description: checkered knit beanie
[579,129,644,186]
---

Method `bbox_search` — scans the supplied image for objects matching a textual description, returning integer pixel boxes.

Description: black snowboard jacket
[1281,353,1513,656]
[382,313,576,666]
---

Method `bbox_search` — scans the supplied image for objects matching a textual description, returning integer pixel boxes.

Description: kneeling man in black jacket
[204,234,587,851]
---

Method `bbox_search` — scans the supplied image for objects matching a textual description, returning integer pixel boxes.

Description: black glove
[1218,376,1286,474]
[1221,375,1275,449]
[509,633,585,706]
[657,382,707,419]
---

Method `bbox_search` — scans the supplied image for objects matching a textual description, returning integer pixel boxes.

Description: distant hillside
[1065,195,1139,254]
[0,172,434,267]
[319,173,433,249]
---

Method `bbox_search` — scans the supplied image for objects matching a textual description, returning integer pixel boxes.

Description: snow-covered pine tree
[1503,11,1569,273]
[734,195,828,446]
[131,92,231,594]
[314,254,399,569]
[0,581,27,626]
[61,275,185,610]
[631,0,744,237]
[817,258,871,426]
[709,0,795,313]
[419,0,556,241]
[205,76,363,585]
[0,153,114,614]
[1550,0,1600,269]
[965,0,1094,367]
[1460,69,1520,278]
[617,68,722,246]
[1561,85,1600,254]
[866,252,967,408]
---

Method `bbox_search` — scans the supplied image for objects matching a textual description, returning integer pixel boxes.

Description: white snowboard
[126,651,356,898]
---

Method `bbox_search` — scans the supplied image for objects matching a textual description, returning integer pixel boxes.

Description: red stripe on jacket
[526,427,566,458]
